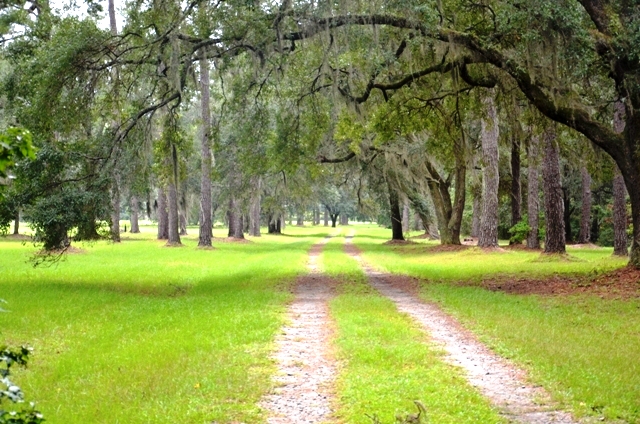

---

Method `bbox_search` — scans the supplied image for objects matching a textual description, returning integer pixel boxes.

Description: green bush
[508,218,531,244]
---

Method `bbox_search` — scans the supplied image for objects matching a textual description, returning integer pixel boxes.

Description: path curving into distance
[344,231,579,424]
[260,234,337,423]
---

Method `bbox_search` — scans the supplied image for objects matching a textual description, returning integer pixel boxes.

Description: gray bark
[167,143,181,245]
[13,209,19,235]
[323,209,328,226]
[198,57,213,247]
[297,211,304,225]
[542,128,565,253]
[471,194,482,238]
[527,135,540,249]
[613,101,629,256]
[402,201,410,233]
[110,179,121,242]
[167,179,181,245]
[511,136,522,228]
[478,96,500,248]
[130,196,140,233]
[249,176,261,237]
[157,187,168,239]
[227,196,244,239]
[578,167,591,244]
[613,167,628,255]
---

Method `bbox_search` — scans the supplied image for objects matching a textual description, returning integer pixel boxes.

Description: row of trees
[0,0,637,264]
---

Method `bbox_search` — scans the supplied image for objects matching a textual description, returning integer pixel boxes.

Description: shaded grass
[0,225,328,423]
[350,225,640,423]
[322,235,504,423]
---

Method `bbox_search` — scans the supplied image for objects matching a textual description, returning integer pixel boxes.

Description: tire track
[344,231,580,424]
[260,234,337,423]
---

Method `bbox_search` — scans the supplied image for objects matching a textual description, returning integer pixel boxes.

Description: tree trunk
[578,167,591,244]
[542,128,565,254]
[297,211,304,226]
[387,182,405,241]
[313,206,320,225]
[167,180,181,245]
[527,135,541,249]
[130,196,140,233]
[478,96,500,248]
[563,186,573,243]
[110,178,121,242]
[198,57,213,247]
[613,167,628,256]
[227,196,244,239]
[323,208,329,226]
[412,211,422,231]
[249,176,261,237]
[330,213,338,228]
[166,143,181,246]
[13,209,19,235]
[510,136,522,230]
[402,201,410,233]
[340,214,348,225]
[471,194,481,238]
[157,187,169,239]
[267,212,281,234]
[612,101,629,257]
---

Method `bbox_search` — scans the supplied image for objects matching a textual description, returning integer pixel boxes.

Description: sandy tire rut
[260,235,337,423]
[344,232,581,424]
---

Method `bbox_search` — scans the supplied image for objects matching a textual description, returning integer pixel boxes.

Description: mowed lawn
[0,225,326,423]
[352,226,640,423]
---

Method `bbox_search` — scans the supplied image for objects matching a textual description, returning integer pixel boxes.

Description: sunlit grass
[0,225,328,423]
[350,225,640,423]
[323,234,504,423]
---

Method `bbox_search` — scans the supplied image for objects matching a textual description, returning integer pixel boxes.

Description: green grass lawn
[351,225,640,423]
[0,225,327,423]
[321,234,505,423]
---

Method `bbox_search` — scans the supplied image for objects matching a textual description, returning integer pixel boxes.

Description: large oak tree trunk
[542,129,565,254]
[157,187,169,239]
[527,136,541,249]
[478,96,500,248]
[613,167,628,256]
[198,56,213,247]
[578,167,591,244]
[388,183,405,241]
[249,177,261,237]
[130,196,140,233]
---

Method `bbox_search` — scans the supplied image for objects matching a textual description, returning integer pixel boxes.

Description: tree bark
[577,167,591,244]
[313,206,320,225]
[198,57,213,247]
[613,167,628,255]
[478,96,500,248]
[563,186,573,244]
[471,193,481,238]
[249,176,261,236]
[297,211,304,225]
[388,182,405,241]
[527,136,541,249]
[612,101,629,256]
[542,128,566,254]
[330,213,338,228]
[167,180,181,245]
[511,136,522,229]
[166,143,181,246]
[13,209,19,235]
[323,208,328,226]
[110,178,121,242]
[130,196,140,233]
[402,201,410,233]
[157,187,169,239]
[227,196,245,239]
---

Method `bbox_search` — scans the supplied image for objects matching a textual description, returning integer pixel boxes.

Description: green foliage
[508,218,531,244]
[0,345,44,424]
[0,128,35,178]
